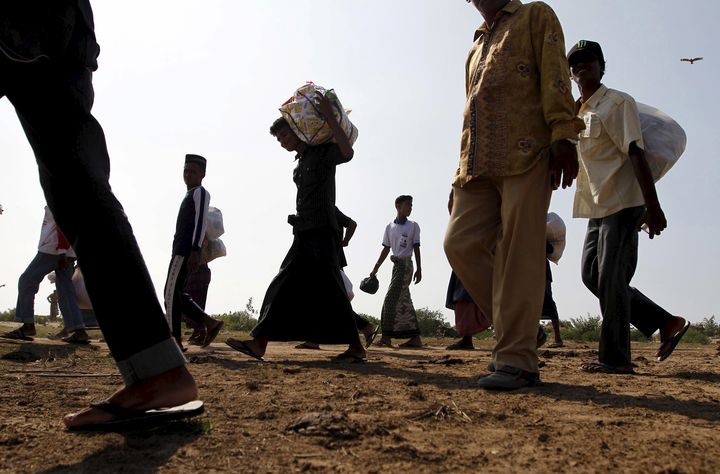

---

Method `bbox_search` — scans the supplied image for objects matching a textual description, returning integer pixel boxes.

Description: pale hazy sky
[0,1,717,326]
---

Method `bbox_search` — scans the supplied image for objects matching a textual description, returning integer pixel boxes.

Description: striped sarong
[380,256,420,338]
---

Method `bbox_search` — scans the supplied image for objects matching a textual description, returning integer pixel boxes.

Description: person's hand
[447,189,454,215]
[342,240,350,247]
[549,139,579,190]
[316,93,335,120]
[413,268,422,284]
[639,204,667,239]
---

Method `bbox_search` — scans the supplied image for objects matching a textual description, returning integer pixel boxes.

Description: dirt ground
[1,324,719,474]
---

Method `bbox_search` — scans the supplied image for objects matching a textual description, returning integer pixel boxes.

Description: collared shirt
[573,85,646,219]
[455,0,583,184]
[291,143,351,233]
[382,219,420,259]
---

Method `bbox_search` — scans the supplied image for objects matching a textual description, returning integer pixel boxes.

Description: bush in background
[416,307,458,338]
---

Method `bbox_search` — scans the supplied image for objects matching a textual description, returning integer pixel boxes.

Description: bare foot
[63,365,198,429]
[659,316,687,342]
[399,336,423,348]
[343,343,366,360]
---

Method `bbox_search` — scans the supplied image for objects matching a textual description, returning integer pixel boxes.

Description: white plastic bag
[280,82,358,146]
[202,238,227,264]
[546,212,566,264]
[638,103,686,182]
[341,270,354,301]
[72,268,93,310]
[205,206,224,240]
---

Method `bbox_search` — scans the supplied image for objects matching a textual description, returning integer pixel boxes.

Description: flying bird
[680,57,703,64]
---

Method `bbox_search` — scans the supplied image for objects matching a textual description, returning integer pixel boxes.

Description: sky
[0,1,718,326]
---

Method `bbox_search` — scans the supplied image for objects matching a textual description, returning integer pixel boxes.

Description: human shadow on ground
[0,340,97,363]
[39,420,205,474]
[535,381,720,422]
[656,371,720,383]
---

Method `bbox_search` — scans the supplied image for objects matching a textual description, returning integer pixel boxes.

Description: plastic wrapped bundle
[205,206,224,240]
[546,212,566,264]
[638,103,686,183]
[279,82,358,146]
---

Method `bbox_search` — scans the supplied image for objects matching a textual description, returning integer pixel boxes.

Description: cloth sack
[638,103,686,183]
[279,82,358,146]
[546,212,566,264]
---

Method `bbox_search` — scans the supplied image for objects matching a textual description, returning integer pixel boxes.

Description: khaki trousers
[444,157,552,373]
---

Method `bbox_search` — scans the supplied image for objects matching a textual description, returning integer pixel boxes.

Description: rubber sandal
[225,338,264,361]
[67,400,204,432]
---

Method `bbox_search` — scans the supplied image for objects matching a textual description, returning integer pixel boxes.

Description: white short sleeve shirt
[382,219,420,258]
[573,85,646,219]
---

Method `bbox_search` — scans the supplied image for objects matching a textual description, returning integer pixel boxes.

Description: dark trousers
[581,206,674,366]
[0,58,176,367]
[164,256,209,338]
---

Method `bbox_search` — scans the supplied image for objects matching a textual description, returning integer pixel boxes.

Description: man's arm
[413,244,422,284]
[370,246,390,277]
[628,141,666,238]
[316,94,354,162]
[342,219,357,247]
[530,4,584,189]
[188,188,210,272]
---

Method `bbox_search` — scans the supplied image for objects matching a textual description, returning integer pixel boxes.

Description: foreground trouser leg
[3,60,185,385]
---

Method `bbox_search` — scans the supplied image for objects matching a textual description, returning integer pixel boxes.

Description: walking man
[444,0,583,390]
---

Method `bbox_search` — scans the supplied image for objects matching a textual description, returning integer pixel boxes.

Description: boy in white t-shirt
[568,40,688,374]
[369,195,423,348]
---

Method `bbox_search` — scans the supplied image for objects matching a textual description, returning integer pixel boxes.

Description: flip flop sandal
[656,321,691,362]
[201,321,224,348]
[61,332,90,345]
[225,338,264,361]
[1,328,35,341]
[364,326,380,348]
[67,400,204,432]
[546,342,564,348]
[446,341,474,350]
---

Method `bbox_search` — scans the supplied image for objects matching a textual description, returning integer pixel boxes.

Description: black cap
[185,154,207,170]
[567,40,605,65]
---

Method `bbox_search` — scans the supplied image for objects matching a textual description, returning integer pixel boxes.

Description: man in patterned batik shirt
[444,0,583,390]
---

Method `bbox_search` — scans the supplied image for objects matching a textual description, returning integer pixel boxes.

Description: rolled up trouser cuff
[116,337,187,386]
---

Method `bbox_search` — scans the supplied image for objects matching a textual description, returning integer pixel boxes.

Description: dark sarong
[380,256,420,338]
[251,227,361,344]
[541,260,559,322]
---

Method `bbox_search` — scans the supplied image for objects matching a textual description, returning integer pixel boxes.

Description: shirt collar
[394,217,408,225]
[579,84,608,113]
[474,0,521,40]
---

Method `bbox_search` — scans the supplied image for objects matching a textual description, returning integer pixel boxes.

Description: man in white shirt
[569,40,688,374]
[369,195,423,348]
[1,207,88,343]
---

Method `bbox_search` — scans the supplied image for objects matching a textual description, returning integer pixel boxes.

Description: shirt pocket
[582,113,603,139]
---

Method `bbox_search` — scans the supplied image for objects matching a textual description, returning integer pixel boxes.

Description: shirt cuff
[550,118,584,143]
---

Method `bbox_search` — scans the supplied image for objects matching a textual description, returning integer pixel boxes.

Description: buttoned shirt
[455,0,583,184]
[291,143,350,233]
[573,85,646,219]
